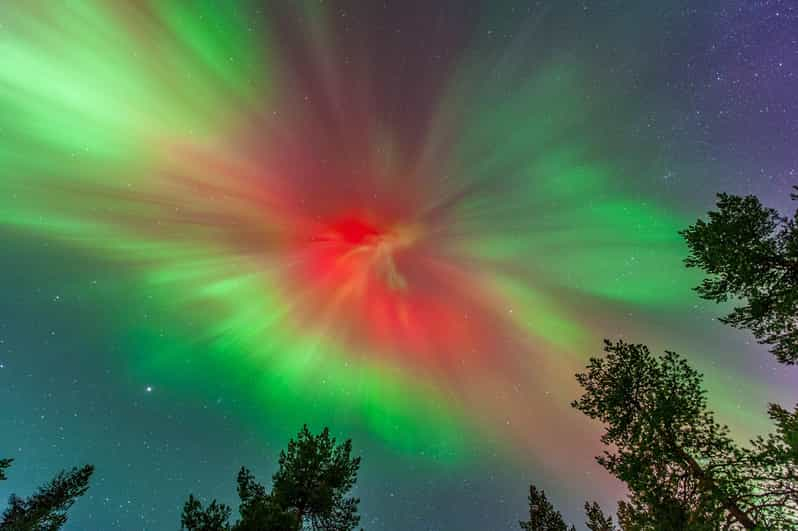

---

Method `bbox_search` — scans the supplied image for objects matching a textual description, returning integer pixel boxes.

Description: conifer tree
[739,404,798,527]
[181,495,232,531]
[525,187,798,530]
[519,485,574,531]
[681,188,798,365]
[682,186,798,525]
[272,425,360,531]
[0,460,11,482]
[181,425,360,531]
[584,501,614,531]
[233,467,297,531]
[0,460,94,531]
[572,340,758,529]
[518,487,618,531]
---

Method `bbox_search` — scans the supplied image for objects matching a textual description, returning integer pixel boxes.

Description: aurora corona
[0,2,789,516]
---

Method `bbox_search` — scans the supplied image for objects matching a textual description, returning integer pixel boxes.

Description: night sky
[1,1,797,530]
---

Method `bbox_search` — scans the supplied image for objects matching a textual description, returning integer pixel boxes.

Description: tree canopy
[0,460,11,482]
[181,425,361,531]
[584,501,615,531]
[519,486,617,531]
[681,188,798,364]
[0,460,94,531]
[519,485,574,531]
[572,340,757,530]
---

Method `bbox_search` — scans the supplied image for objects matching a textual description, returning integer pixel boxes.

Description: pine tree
[181,495,232,531]
[181,425,360,531]
[681,188,798,365]
[272,425,361,531]
[571,340,758,529]
[739,404,798,527]
[0,461,94,531]
[180,469,297,531]
[540,187,798,530]
[233,467,297,531]
[682,186,798,525]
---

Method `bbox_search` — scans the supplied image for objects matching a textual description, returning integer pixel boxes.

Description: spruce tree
[519,485,574,531]
[519,487,620,530]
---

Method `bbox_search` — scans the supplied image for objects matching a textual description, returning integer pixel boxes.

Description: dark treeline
[2,188,796,530]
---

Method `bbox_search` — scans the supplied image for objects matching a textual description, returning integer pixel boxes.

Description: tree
[233,467,297,531]
[181,495,232,531]
[584,501,614,531]
[565,340,797,530]
[738,404,798,528]
[180,468,297,531]
[0,460,11,482]
[519,485,574,531]
[272,425,360,531]
[0,460,94,531]
[545,188,798,529]
[571,340,758,530]
[681,187,798,525]
[181,425,360,531]
[681,188,798,364]
[519,485,620,531]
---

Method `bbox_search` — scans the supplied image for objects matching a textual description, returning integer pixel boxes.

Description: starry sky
[0,1,797,530]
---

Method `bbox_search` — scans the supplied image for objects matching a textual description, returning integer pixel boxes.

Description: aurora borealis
[1,1,797,529]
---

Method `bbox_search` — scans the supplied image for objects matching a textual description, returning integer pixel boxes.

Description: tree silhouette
[569,340,798,528]
[519,485,574,531]
[0,460,11,482]
[740,404,798,527]
[521,187,798,529]
[272,425,360,531]
[572,340,757,529]
[181,425,360,531]
[520,486,620,531]
[181,495,232,531]
[0,459,94,531]
[180,468,298,531]
[233,467,298,531]
[584,501,614,531]
[681,187,798,525]
[681,188,798,365]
